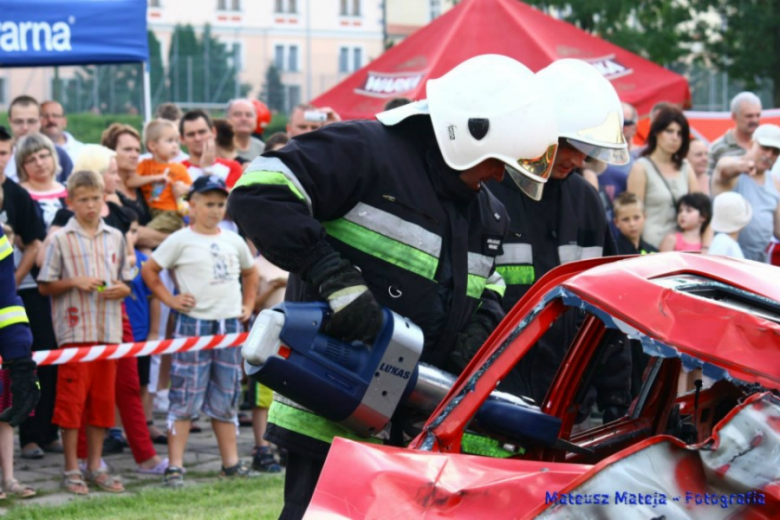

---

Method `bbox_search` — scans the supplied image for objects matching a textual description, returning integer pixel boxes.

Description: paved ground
[0,416,268,514]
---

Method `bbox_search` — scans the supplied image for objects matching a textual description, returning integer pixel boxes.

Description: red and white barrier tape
[31,333,249,366]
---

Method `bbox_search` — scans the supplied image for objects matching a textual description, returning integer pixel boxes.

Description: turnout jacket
[229,116,509,458]
[487,173,629,411]
[0,227,33,360]
[488,173,617,311]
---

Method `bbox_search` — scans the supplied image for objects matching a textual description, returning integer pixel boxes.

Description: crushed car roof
[561,253,780,389]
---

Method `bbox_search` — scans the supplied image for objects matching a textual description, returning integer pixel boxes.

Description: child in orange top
[127,119,191,234]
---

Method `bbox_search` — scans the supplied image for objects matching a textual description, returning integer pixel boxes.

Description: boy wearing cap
[141,175,259,486]
[709,192,753,259]
[712,123,780,262]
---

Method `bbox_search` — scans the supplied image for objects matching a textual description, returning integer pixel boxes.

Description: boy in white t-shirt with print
[141,175,259,487]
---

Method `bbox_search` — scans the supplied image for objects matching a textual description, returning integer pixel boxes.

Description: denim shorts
[168,315,242,423]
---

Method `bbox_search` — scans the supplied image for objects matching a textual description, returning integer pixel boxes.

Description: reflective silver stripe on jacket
[467,252,494,278]
[274,393,313,413]
[245,156,314,215]
[344,202,442,257]
[495,243,533,265]
[558,245,604,264]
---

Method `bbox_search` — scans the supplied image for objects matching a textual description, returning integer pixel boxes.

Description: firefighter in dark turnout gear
[488,59,632,416]
[0,226,40,427]
[228,55,559,519]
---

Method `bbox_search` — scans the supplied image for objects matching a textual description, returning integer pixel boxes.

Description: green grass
[4,475,284,520]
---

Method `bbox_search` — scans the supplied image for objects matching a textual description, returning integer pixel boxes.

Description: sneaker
[252,446,282,473]
[219,461,260,479]
[163,466,184,488]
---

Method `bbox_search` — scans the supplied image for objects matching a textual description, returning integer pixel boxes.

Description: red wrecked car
[305,253,780,519]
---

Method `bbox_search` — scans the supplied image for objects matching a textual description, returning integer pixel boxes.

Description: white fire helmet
[536,59,629,169]
[376,54,559,200]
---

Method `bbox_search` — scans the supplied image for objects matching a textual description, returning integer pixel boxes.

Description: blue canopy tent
[0,0,152,120]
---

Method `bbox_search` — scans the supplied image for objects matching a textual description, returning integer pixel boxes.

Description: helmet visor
[506,166,544,200]
[566,138,630,165]
[504,143,558,201]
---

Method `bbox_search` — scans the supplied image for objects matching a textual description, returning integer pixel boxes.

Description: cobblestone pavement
[0,416,267,513]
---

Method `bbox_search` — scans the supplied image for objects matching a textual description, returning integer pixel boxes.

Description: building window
[288,46,299,72]
[231,0,240,10]
[340,0,361,16]
[149,0,161,7]
[275,45,300,72]
[275,0,296,14]
[352,0,361,16]
[217,0,226,9]
[218,0,240,11]
[287,85,301,114]
[339,47,349,73]
[0,78,6,104]
[340,0,348,16]
[430,0,441,19]
[275,45,285,70]
[339,46,363,73]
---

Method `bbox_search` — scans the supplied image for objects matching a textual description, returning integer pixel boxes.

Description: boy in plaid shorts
[142,175,258,487]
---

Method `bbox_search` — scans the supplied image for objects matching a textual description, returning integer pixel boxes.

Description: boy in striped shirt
[38,170,132,495]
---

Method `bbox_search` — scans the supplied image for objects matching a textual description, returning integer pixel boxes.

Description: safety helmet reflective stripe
[377,54,559,201]
[536,59,629,166]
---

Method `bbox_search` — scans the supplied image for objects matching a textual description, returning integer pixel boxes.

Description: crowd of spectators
[1,87,779,497]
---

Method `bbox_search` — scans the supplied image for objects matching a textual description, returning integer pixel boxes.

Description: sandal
[219,461,260,479]
[61,470,89,496]
[84,467,124,493]
[4,479,36,498]
[163,466,185,488]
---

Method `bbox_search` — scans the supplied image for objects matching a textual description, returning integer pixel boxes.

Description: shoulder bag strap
[644,157,678,208]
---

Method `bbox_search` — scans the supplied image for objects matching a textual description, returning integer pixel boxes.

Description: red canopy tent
[313,0,690,120]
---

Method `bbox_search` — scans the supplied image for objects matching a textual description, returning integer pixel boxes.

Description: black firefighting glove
[444,313,495,375]
[309,255,384,346]
[0,358,40,427]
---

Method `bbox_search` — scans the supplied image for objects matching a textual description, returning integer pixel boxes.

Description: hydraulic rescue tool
[242,302,578,451]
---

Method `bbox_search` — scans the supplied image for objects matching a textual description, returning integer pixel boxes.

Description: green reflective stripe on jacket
[485,283,506,297]
[343,203,442,258]
[467,274,487,299]
[234,171,305,201]
[496,265,535,286]
[0,235,12,262]
[0,306,29,329]
[323,218,439,280]
[268,401,381,446]
[484,271,506,297]
[461,432,519,458]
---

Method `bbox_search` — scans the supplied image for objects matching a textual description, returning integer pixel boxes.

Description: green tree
[262,65,286,113]
[168,24,200,103]
[528,0,698,65]
[148,30,168,105]
[695,0,780,107]
[167,23,251,105]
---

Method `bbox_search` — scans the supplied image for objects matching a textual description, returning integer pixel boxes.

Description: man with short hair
[40,100,84,163]
[179,110,243,188]
[707,91,762,177]
[155,102,183,123]
[5,95,73,183]
[226,99,265,162]
[286,104,341,137]
[712,124,780,263]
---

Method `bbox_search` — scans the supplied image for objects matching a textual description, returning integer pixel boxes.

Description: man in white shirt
[40,101,85,163]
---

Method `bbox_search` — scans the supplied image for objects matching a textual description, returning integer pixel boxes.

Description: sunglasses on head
[623,120,636,126]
